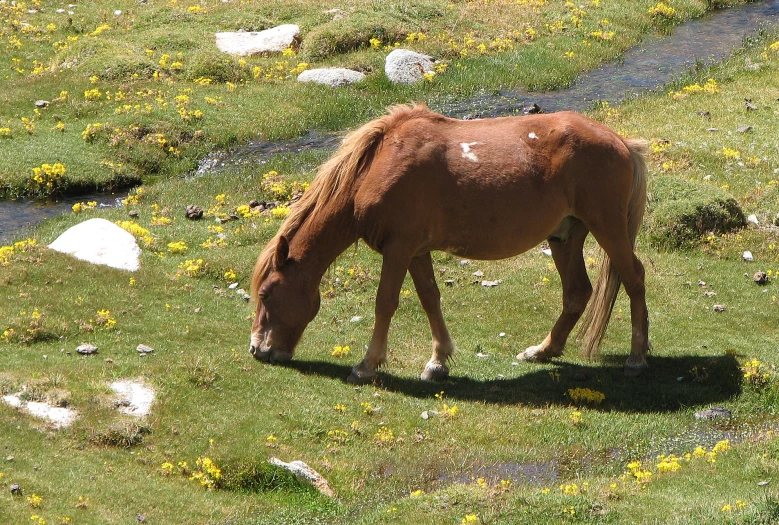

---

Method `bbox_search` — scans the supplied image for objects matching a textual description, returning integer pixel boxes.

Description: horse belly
[433,194,568,260]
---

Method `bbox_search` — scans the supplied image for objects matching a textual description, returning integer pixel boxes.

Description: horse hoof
[346,369,375,385]
[420,363,449,382]
[623,363,648,377]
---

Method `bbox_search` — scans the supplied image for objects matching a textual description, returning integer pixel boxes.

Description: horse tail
[579,138,648,358]
[252,103,429,299]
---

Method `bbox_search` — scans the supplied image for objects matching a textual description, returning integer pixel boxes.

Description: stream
[2,0,778,245]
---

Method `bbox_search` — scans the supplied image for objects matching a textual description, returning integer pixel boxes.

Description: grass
[0,0,753,198]
[2,1,779,524]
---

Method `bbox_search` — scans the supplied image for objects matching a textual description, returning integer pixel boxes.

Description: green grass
[2,1,779,524]
[0,0,753,198]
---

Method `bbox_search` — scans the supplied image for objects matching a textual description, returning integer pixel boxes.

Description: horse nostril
[249,345,258,356]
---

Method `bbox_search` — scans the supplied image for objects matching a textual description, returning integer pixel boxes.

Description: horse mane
[251,102,434,300]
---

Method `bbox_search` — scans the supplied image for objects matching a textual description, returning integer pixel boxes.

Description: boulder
[48,218,141,271]
[215,25,300,56]
[297,68,366,87]
[384,49,434,84]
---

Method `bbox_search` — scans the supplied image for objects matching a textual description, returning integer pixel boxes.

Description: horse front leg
[409,253,454,381]
[347,249,412,385]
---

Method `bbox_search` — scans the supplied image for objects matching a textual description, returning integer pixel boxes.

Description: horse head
[250,236,321,363]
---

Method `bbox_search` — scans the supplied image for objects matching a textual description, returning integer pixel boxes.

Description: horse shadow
[282,354,742,414]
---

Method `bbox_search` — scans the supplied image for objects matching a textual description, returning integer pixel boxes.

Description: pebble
[459,260,470,266]
[10,484,22,495]
[753,271,769,285]
[34,100,50,108]
[712,304,727,312]
[736,125,753,133]
[185,205,203,220]
[481,280,502,287]
[758,481,770,487]
[76,343,98,355]
[136,344,154,354]
[129,209,139,218]
[747,214,759,226]
[349,316,363,323]
[236,289,251,301]
[499,332,506,337]
[742,251,754,262]
[444,280,454,286]
[472,270,484,277]
[694,406,732,420]
[541,248,552,256]
[228,282,239,289]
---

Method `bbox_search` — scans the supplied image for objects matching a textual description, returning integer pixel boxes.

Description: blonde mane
[251,103,434,299]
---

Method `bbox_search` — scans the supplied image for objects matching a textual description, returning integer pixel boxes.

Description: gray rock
[712,304,727,313]
[215,25,300,56]
[136,344,154,354]
[384,49,434,84]
[10,484,22,495]
[185,205,203,220]
[753,271,769,285]
[48,218,141,272]
[736,125,752,133]
[694,406,732,420]
[76,343,98,355]
[34,100,50,108]
[297,68,366,87]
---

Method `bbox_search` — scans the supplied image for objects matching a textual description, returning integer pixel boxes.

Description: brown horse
[250,103,649,384]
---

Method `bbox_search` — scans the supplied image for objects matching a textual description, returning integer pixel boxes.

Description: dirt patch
[2,394,78,429]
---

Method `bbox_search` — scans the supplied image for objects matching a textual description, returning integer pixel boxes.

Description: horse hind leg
[517,220,591,363]
[409,253,455,381]
[587,223,649,376]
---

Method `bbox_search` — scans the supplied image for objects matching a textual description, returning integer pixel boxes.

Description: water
[0,192,126,245]
[2,0,778,243]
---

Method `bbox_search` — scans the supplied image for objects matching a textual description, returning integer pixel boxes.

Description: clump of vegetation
[88,422,152,448]
[219,460,306,493]
[299,10,413,61]
[646,176,746,249]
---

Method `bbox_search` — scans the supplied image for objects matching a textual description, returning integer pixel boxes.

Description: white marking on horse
[460,142,479,163]
[528,132,538,140]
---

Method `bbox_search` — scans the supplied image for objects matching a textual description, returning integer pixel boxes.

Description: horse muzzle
[249,344,292,364]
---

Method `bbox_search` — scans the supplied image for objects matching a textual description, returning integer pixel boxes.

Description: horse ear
[274,236,289,269]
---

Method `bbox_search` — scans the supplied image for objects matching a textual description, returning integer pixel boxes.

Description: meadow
[1,0,779,524]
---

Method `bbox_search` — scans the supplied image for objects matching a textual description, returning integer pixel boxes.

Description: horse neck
[289,202,358,280]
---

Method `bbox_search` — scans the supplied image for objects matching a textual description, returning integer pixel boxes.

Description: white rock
[472,270,484,277]
[113,9,122,16]
[25,401,78,429]
[215,25,299,56]
[3,395,77,429]
[541,248,552,256]
[269,457,336,497]
[384,49,434,84]
[350,316,363,323]
[48,218,141,271]
[747,214,759,226]
[110,380,155,417]
[742,251,754,262]
[2,395,22,408]
[481,279,502,287]
[298,68,366,87]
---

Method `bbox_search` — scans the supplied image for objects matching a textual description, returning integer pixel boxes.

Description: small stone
[694,406,732,420]
[236,289,251,301]
[747,214,759,226]
[758,481,770,486]
[706,128,719,132]
[472,270,484,277]
[736,125,753,133]
[712,304,727,313]
[10,484,22,495]
[6,455,14,461]
[129,209,139,218]
[541,248,552,256]
[105,358,114,364]
[742,251,754,262]
[137,514,147,523]
[136,344,154,354]
[481,280,502,287]
[349,316,363,323]
[228,282,239,289]
[745,99,758,111]
[444,279,454,286]
[499,332,506,337]
[459,260,470,266]
[476,352,488,358]
[753,271,769,285]
[76,343,98,355]
[703,290,717,297]
[695,110,711,119]
[523,103,544,115]
[114,9,122,15]
[248,199,262,208]
[185,205,203,220]
[34,100,50,108]
[384,49,434,84]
